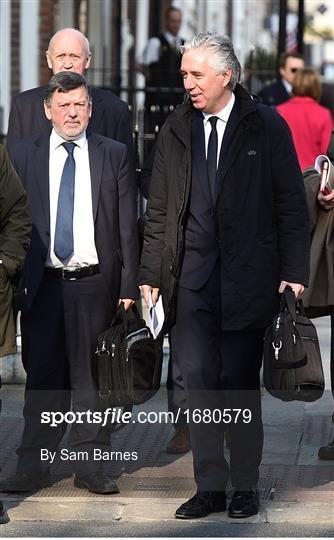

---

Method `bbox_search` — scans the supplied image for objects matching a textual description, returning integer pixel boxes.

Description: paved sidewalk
[0,318,333,537]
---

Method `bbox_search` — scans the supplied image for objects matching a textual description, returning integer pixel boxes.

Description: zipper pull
[272,340,282,360]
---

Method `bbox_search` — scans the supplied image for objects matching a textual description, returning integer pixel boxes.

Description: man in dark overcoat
[139,33,310,519]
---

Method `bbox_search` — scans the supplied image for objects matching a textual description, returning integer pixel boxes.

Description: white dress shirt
[282,78,292,95]
[202,93,236,167]
[140,31,183,65]
[47,129,98,268]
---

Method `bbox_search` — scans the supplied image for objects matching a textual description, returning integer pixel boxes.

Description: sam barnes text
[40,449,138,463]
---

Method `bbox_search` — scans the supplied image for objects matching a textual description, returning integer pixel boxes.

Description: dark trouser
[170,268,264,491]
[167,335,188,428]
[17,272,115,474]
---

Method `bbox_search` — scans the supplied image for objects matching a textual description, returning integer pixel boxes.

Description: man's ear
[85,52,92,71]
[222,68,232,88]
[44,100,52,120]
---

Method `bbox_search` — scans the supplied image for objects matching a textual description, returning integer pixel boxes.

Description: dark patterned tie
[54,142,76,262]
[207,116,218,201]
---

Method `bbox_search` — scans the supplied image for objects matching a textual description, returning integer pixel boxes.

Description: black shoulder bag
[94,304,163,412]
[263,287,324,402]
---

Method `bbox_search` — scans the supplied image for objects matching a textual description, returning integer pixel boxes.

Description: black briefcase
[263,288,324,402]
[94,304,163,410]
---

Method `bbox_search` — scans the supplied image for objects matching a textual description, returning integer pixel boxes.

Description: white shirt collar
[282,78,292,94]
[50,129,87,150]
[164,31,181,47]
[202,92,235,125]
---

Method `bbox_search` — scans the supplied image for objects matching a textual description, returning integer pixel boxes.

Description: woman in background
[277,68,333,171]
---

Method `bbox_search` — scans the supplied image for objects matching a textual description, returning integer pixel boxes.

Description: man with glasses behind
[259,51,304,107]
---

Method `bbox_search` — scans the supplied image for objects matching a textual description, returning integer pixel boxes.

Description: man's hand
[119,299,135,311]
[278,281,304,299]
[140,284,160,307]
[317,189,334,211]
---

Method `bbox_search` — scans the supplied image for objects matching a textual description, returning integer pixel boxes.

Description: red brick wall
[11,0,20,97]
[39,0,60,85]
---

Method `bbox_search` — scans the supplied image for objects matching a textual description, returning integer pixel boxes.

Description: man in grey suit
[6,72,138,494]
[6,27,133,158]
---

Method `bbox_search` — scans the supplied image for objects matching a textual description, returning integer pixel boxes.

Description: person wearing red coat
[277,68,333,171]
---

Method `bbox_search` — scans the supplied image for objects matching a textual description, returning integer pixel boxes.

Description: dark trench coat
[139,84,310,333]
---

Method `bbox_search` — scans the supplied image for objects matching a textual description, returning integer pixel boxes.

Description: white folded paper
[148,293,165,338]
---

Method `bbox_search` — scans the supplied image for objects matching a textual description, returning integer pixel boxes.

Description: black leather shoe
[74,472,119,494]
[228,489,260,518]
[1,469,51,493]
[175,491,226,519]
[318,440,334,460]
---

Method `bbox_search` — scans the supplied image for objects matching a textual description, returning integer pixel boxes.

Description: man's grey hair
[44,71,92,106]
[181,33,241,91]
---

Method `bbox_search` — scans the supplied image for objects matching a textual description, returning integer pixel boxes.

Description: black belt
[44,264,100,280]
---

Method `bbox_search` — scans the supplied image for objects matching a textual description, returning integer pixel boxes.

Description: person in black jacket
[138,7,185,129]
[6,28,134,162]
[258,51,304,107]
[139,33,310,520]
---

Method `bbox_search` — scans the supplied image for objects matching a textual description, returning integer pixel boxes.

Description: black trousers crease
[171,266,264,491]
[17,273,115,474]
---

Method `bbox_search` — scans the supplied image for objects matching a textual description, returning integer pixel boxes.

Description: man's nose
[183,76,195,91]
[63,57,73,69]
[68,104,77,116]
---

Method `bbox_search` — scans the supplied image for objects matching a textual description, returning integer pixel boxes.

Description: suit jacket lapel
[191,112,213,208]
[215,104,246,203]
[87,132,104,221]
[33,134,51,232]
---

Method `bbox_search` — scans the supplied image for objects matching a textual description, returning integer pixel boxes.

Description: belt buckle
[62,267,77,281]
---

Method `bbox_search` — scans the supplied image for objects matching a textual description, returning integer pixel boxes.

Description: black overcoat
[139,84,310,332]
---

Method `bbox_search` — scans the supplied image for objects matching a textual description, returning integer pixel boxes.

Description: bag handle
[121,303,141,323]
[108,304,130,336]
[280,287,297,321]
[108,303,143,335]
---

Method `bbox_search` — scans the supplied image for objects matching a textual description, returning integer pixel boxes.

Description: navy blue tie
[54,142,76,262]
[207,116,218,201]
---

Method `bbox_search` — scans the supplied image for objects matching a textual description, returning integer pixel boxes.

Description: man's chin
[190,98,204,110]
[63,128,84,139]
